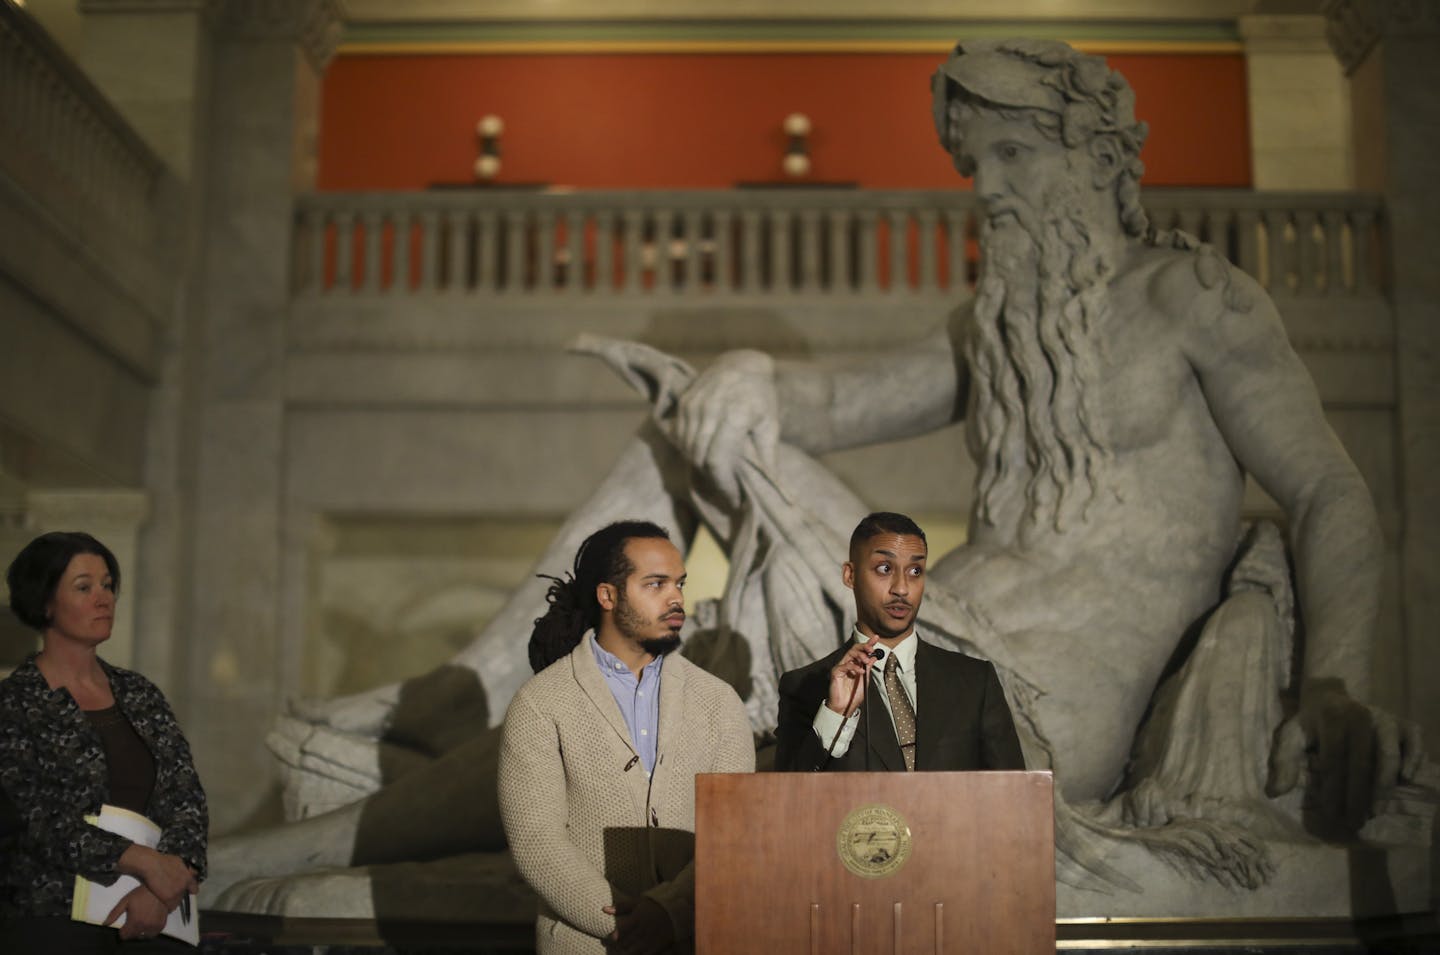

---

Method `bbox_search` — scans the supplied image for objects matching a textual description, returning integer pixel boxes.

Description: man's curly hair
[526,520,671,673]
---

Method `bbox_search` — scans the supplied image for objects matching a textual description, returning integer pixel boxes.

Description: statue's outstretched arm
[1180,257,1424,828]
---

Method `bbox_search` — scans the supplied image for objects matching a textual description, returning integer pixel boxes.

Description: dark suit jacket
[773,640,1025,773]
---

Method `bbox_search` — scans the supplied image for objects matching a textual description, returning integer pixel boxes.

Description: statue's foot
[207,854,536,923]
[202,802,366,905]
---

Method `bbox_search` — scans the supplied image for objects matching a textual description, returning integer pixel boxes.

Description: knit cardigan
[499,640,754,954]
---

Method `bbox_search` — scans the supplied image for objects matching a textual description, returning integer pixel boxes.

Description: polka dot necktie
[884,653,917,771]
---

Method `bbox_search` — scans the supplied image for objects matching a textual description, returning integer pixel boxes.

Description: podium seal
[836,803,912,879]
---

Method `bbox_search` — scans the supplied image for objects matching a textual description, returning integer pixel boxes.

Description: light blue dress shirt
[589,633,664,775]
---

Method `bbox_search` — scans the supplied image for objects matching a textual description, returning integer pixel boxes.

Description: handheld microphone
[820,643,883,769]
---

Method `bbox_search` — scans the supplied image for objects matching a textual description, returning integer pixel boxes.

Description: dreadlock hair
[848,512,927,561]
[527,520,672,673]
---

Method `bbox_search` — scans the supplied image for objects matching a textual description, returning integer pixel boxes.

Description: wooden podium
[694,771,1054,954]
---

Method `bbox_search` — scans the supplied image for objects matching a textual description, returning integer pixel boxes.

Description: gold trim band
[337,39,1243,56]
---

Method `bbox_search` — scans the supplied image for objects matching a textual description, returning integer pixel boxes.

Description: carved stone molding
[1325,0,1440,74]
[212,0,345,71]
[79,1,211,12]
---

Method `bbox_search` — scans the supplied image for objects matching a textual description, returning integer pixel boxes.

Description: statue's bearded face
[949,101,1116,533]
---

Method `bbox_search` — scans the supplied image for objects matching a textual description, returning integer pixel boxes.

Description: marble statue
[205,39,1435,919]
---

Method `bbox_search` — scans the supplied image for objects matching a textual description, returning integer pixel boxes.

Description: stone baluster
[766,211,788,293]
[565,210,586,294]
[1262,209,1291,294]
[418,211,440,293]
[361,210,383,293]
[826,209,849,293]
[389,210,410,294]
[739,209,762,293]
[916,208,939,292]
[677,208,702,292]
[887,210,907,294]
[300,207,325,295]
[445,210,467,294]
[1321,210,1346,296]
[798,208,822,292]
[536,210,557,293]
[1202,209,1232,265]
[332,211,354,293]
[622,209,644,292]
[711,209,733,293]
[653,209,675,294]
[1294,209,1320,295]
[504,211,527,293]
[1351,208,1377,296]
[594,211,615,293]
[857,208,879,293]
[1234,209,1262,278]
[474,210,498,293]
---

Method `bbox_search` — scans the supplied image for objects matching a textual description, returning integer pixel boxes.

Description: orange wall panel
[317,52,1250,191]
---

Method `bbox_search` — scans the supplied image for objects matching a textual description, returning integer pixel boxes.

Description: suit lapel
[571,637,640,759]
[913,641,954,771]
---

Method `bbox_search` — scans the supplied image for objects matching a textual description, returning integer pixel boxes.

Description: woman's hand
[118,844,198,909]
[105,884,168,940]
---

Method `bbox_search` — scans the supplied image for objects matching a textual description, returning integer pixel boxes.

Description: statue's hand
[674,349,778,503]
[1266,679,1425,834]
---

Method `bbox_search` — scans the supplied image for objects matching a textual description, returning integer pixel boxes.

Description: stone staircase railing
[293,188,1386,302]
[0,0,178,359]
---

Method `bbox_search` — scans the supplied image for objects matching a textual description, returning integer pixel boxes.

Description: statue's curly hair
[527,520,671,673]
[933,38,1152,239]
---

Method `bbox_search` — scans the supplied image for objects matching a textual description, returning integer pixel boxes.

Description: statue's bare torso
[940,245,1251,799]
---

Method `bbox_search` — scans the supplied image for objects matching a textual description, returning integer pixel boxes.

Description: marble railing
[0,2,169,257]
[293,189,1385,301]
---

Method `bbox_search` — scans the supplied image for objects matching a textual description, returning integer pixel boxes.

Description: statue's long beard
[966,180,1114,532]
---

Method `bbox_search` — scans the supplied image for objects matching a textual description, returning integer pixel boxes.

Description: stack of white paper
[71,804,199,946]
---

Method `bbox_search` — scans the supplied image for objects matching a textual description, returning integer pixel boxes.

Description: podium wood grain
[695,771,1054,954]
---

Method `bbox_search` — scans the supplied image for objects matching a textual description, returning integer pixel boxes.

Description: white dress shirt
[811,627,918,758]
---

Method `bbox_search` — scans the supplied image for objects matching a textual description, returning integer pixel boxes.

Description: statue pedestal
[1060,838,1434,919]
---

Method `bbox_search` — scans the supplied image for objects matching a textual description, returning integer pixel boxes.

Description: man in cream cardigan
[499,521,754,955]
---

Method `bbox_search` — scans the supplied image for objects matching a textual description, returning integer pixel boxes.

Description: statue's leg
[1119,523,1298,839]
[1118,589,1294,836]
[207,727,508,908]
[268,421,695,814]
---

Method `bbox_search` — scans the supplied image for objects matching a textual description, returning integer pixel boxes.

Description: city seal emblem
[836,803,912,879]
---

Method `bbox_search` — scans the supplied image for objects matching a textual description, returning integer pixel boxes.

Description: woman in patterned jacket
[0,532,207,952]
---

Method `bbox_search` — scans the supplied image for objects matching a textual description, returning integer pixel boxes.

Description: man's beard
[615,593,683,657]
[966,175,1114,532]
[640,635,682,657]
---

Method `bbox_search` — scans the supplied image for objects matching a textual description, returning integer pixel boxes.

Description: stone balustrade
[0,1,168,259]
[294,188,1386,301]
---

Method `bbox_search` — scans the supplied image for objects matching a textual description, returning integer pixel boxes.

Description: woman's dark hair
[7,531,121,632]
[528,521,671,673]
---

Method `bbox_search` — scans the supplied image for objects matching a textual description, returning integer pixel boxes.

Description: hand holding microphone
[824,636,884,718]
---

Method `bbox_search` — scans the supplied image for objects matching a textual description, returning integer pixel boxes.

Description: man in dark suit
[774,512,1025,773]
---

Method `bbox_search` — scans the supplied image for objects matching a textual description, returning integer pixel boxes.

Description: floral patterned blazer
[0,655,208,918]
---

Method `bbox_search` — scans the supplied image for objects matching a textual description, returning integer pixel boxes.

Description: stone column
[177,0,341,831]
[1326,0,1440,756]
[1240,14,1353,190]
